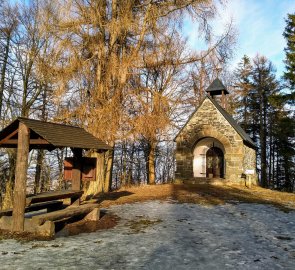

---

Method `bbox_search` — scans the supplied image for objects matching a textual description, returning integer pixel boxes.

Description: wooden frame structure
[0,117,111,233]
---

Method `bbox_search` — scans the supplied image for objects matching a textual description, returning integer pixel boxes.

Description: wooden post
[12,122,30,232]
[71,148,82,205]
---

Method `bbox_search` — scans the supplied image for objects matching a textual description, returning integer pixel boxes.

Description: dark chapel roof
[0,117,112,150]
[174,96,256,149]
[208,96,256,148]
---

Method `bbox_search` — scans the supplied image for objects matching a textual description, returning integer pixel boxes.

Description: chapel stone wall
[175,98,255,183]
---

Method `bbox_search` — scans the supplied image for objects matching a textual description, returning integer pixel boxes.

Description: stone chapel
[174,78,257,184]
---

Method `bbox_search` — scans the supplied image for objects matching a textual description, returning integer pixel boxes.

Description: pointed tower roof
[206,78,229,95]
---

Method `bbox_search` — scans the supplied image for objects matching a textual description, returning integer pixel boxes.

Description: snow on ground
[1,201,295,270]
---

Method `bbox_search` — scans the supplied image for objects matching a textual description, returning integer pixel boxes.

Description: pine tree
[283,13,295,103]
[267,91,294,191]
[234,55,253,132]
[274,114,295,191]
[283,14,295,88]
[251,55,279,188]
[234,55,280,188]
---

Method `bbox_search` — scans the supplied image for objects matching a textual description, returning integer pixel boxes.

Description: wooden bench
[0,200,64,218]
[0,190,83,218]
[32,203,100,226]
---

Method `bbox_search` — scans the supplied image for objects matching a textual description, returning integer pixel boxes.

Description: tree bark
[0,33,11,118]
[34,149,44,194]
[12,122,30,232]
[147,141,156,185]
[104,148,114,192]
[2,150,17,209]
[82,151,104,199]
[259,90,267,188]
[82,149,114,198]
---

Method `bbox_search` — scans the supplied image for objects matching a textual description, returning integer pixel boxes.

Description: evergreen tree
[268,92,295,191]
[251,55,279,188]
[234,55,281,189]
[274,114,295,191]
[234,53,295,191]
[283,14,295,88]
[234,55,253,133]
[283,13,295,103]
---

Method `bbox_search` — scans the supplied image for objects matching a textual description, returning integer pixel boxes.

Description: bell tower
[205,78,229,109]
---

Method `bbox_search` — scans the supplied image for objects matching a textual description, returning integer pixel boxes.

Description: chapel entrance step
[183,177,228,185]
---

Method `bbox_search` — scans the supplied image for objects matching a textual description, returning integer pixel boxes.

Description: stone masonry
[175,97,257,184]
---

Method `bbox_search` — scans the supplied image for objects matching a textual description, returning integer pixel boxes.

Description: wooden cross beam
[4,139,49,145]
[0,128,18,144]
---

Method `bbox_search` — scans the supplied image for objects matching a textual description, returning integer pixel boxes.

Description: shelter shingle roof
[0,117,112,150]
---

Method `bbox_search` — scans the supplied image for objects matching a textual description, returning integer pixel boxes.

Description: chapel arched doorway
[206,147,224,178]
[193,138,225,178]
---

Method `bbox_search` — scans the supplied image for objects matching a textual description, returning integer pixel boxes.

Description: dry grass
[93,183,295,212]
[126,218,163,234]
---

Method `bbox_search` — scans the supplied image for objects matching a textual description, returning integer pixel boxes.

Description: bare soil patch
[59,212,120,236]
[126,218,163,234]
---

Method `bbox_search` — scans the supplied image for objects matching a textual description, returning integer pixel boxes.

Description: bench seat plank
[32,203,99,225]
[26,190,83,206]
[0,200,64,218]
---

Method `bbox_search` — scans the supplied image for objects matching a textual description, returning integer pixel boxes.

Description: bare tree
[12,0,236,195]
[0,1,18,119]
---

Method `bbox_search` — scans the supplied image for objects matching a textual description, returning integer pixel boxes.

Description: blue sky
[184,0,295,77]
[10,0,294,77]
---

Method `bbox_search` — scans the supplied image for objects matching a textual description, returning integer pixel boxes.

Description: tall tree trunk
[82,147,114,199]
[104,147,114,192]
[268,121,273,188]
[2,149,16,209]
[128,143,135,186]
[283,156,292,192]
[34,84,47,193]
[34,150,44,194]
[259,92,267,187]
[275,150,279,189]
[146,141,156,185]
[0,33,11,118]
[271,142,275,188]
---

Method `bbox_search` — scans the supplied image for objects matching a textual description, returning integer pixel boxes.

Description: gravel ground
[1,201,295,270]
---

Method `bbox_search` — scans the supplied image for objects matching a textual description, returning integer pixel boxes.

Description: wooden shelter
[0,117,111,234]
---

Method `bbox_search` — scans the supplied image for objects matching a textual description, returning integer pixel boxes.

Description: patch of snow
[1,201,295,269]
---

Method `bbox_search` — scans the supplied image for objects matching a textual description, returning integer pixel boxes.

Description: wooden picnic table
[26,190,83,206]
